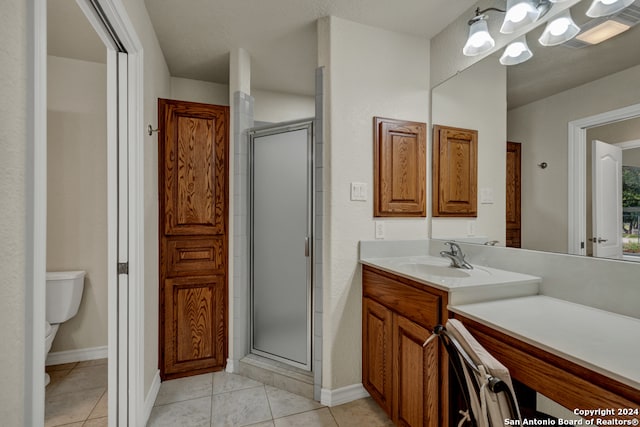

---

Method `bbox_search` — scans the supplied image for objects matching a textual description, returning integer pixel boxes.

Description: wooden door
[432,125,478,217]
[393,315,439,427]
[362,297,393,416]
[158,99,229,379]
[506,142,521,248]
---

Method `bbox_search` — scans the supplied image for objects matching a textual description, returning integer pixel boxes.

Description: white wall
[431,58,507,244]
[0,0,27,423]
[508,63,640,253]
[318,16,430,390]
[47,55,108,353]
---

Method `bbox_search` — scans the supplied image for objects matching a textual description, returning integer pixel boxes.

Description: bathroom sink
[396,262,474,278]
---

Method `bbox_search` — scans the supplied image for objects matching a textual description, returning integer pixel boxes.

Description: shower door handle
[304,237,310,257]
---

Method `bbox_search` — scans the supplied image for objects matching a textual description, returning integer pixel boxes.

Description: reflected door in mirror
[506,142,522,248]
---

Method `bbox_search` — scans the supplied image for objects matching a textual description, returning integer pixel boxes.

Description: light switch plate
[350,182,368,201]
[480,187,494,204]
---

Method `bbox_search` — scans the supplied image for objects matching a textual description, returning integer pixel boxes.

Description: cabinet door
[432,125,478,217]
[362,297,393,416]
[374,117,427,217]
[393,315,439,427]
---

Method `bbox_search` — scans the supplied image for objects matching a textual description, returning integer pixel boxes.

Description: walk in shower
[249,120,314,370]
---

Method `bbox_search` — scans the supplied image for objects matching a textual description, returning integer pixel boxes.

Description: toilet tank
[46,271,86,323]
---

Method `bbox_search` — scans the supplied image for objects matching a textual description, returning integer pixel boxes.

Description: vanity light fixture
[538,9,580,46]
[463,12,497,56]
[586,0,634,18]
[499,36,534,65]
[501,0,552,34]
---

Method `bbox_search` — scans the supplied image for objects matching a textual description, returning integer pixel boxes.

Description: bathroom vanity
[360,241,640,427]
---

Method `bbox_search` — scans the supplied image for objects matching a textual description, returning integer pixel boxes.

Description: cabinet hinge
[118,262,129,275]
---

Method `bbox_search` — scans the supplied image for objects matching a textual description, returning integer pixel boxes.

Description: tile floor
[45,359,108,427]
[45,360,393,427]
[149,371,394,427]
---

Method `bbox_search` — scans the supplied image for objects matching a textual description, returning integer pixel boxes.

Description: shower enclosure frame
[248,119,315,371]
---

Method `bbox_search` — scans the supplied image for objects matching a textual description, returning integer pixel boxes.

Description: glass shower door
[249,120,313,370]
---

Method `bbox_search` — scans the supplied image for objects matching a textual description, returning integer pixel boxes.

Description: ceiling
[47,0,476,96]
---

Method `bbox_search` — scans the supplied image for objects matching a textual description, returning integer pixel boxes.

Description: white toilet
[45,270,86,386]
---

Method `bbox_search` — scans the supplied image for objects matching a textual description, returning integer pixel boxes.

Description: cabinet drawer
[363,268,441,330]
[166,237,225,277]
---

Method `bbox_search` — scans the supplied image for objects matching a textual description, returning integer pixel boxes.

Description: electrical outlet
[375,221,385,239]
[467,220,476,236]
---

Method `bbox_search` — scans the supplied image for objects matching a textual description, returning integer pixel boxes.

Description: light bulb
[507,4,530,23]
[549,17,571,36]
[505,41,527,57]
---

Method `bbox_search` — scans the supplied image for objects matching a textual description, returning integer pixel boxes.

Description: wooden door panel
[166,237,225,277]
[506,142,521,248]
[164,276,226,375]
[393,315,438,427]
[374,117,427,217]
[159,99,228,379]
[362,297,393,416]
[432,125,478,217]
[162,100,227,236]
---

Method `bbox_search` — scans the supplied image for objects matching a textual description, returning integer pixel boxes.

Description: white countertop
[449,295,640,391]
[360,256,541,292]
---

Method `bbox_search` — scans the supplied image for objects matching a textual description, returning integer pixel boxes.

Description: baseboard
[143,370,161,425]
[46,345,108,366]
[226,358,238,373]
[320,383,370,407]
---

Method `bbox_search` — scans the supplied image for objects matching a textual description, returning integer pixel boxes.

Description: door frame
[248,119,315,371]
[29,0,145,425]
[567,102,640,255]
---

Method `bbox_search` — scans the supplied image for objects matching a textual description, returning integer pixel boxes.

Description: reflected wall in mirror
[431,0,640,261]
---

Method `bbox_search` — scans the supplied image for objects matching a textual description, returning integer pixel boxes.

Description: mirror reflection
[431,0,640,261]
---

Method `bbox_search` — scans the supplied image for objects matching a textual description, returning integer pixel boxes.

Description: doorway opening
[568,102,640,259]
[32,0,144,425]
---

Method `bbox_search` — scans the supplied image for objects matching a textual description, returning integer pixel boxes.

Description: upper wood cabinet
[374,117,426,217]
[432,125,478,217]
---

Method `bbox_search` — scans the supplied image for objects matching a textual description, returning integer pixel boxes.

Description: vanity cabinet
[362,266,448,427]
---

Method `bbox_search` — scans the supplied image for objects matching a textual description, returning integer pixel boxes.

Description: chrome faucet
[440,241,473,269]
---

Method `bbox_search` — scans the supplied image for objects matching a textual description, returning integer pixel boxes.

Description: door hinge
[118,262,129,275]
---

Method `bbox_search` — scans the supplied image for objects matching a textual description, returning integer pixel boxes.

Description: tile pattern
[45,360,392,427]
[150,371,393,427]
[45,358,108,427]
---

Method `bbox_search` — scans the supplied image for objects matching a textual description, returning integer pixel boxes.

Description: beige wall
[0,0,27,423]
[252,89,315,123]
[508,63,640,253]
[431,58,507,244]
[170,76,315,123]
[47,55,108,353]
[171,77,229,105]
[318,16,430,390]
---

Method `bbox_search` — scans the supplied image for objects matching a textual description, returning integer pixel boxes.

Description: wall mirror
[431,0,640,262]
